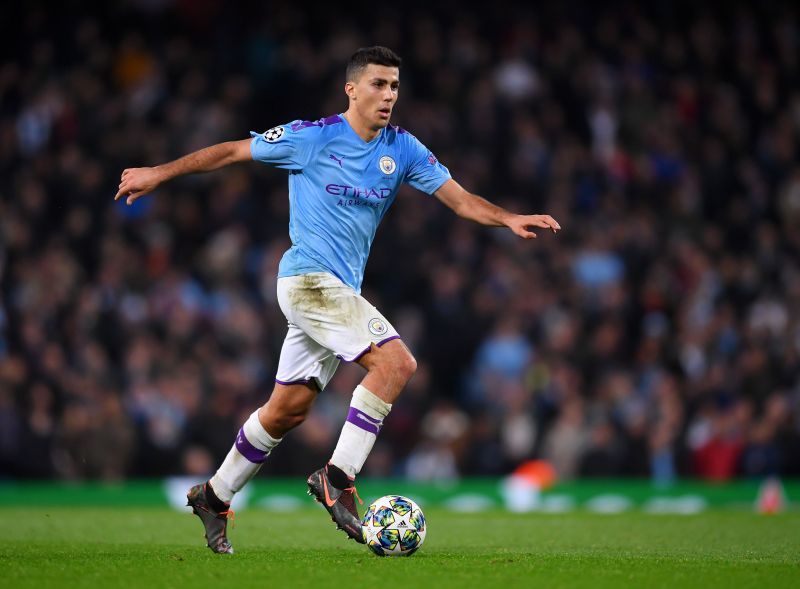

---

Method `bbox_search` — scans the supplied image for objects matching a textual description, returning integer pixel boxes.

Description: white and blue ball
[361,495,426,556]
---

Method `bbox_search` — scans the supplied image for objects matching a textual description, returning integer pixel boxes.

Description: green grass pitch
[2,508,798,588]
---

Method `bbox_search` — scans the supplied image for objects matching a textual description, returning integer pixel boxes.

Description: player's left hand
[114,167,164,205]
[506,214,561,239]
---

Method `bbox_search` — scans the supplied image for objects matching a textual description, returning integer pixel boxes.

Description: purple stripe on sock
[342,335,402,363]
[235,428,268,464]
[346,407,383,435]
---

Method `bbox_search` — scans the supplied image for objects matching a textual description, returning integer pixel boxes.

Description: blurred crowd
[1,1,800,484]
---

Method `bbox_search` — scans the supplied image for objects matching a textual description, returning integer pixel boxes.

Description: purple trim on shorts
[275,377,312,386]
[341,335,401,363]
[275,377,320,392]
[235,428,268,464]
[346,407,382,435]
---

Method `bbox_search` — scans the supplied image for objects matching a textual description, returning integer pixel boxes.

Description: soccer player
[115,46,560,554]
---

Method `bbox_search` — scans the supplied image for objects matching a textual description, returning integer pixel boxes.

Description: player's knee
[365,342,416,386]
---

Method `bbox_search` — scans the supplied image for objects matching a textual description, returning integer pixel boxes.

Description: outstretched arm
[115,139,253,204]
[434,179,561,239]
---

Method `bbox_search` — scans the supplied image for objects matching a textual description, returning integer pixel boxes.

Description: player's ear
[345,81,356,100]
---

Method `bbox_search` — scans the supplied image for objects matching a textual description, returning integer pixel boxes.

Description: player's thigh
[277,272,400,362]
[275,321,340,391]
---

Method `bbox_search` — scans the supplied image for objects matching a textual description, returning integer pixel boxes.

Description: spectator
[0,1,798,482]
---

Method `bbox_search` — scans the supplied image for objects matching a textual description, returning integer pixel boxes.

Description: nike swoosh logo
[321,474,337,507]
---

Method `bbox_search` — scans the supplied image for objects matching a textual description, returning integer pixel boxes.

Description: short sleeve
[250,122,315,171]
[403,134,451,195]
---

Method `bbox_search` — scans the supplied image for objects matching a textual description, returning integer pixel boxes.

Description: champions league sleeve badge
[379,156,397,175]
[263,126,285,142]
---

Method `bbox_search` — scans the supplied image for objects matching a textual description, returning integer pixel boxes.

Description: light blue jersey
[250,114,451,292]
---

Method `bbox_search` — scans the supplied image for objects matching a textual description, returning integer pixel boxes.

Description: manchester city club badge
[368,318,389,336]
[378,156,396,175]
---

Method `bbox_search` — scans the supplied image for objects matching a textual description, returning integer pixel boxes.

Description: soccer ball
[361,495,426,557]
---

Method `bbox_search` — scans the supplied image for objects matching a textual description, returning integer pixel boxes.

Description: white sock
[330,384,392,478]
[209,410,281,502]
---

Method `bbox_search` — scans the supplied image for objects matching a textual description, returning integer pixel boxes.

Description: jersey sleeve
[249,122,317,171]
[402,134,451,195]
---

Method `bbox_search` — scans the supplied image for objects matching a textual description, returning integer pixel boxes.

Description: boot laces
[219,508,236,528]
[344,485,363,506]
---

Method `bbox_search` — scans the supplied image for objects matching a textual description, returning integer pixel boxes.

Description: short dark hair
[346,46,402,82]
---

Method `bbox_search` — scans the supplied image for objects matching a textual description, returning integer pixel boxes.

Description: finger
[115,180,134,200]
[126,190,147,205]
[527,216,561,232]
[526,220,550,229]
[544,215,561,231]
[522,216,549,228]
[544,218,561,233]
[515,227,537,239]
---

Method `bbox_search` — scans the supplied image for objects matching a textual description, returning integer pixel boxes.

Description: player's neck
[342,110,381,143]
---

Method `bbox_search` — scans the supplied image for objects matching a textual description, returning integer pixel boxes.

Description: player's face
[348,64,400,130]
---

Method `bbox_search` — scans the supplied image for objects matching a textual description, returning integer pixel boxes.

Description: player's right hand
[115,167,163,205]
[506,214,561,239]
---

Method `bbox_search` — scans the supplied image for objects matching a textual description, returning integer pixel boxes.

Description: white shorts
[274,272,400,391]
